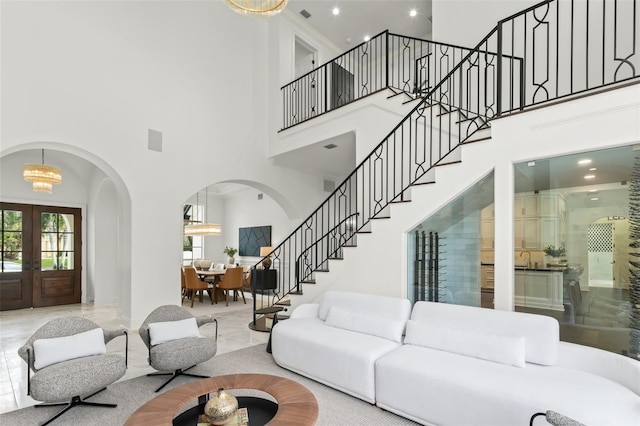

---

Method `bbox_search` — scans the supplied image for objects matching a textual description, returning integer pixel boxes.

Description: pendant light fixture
[225,0,288,17]
[23,149,62,194]
[184,189,221,236]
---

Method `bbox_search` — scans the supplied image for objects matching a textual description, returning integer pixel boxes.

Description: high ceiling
[287,0,432,50]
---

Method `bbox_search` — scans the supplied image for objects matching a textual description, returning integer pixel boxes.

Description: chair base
[35,388,116,426]
[147,366,210,392]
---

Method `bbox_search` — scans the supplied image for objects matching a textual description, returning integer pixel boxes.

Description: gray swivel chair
[138,305,218,392]
[530,410,586,426]
[18,316,128,426]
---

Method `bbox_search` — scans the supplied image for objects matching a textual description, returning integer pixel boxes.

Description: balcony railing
[281,31,478,130]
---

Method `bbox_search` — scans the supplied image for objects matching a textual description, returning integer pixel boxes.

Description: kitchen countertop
[481,263,566,272]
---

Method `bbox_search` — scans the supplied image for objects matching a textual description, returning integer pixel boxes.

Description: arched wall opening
[0,142,133,321]
[182,180,298,269]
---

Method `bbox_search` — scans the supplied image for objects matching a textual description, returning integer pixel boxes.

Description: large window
[514,145,637,359]
[183,204,203,265]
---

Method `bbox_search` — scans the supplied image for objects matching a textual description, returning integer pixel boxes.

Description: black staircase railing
[295,213,359,288]
[256,0,639,315]
[281,31,479,130]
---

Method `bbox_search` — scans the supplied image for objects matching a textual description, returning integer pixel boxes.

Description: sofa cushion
[33,327,106,370]
[149,317,200,346]
[375,344,640,426]
[271,317,401,403]
[404,320,526,367]
[325,306,406,343]
[411,301,559,365]
[318,291,412,322]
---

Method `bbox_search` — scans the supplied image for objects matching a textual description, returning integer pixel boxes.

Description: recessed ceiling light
[584,174,596,180]
[578,159,592,165]
[588,189,598,193]
[528,161,536,167]
[332,7,340,15]
[364,35,371,42]
[589,167,597,171]
[409,9,417,17]
[590,197,600,201]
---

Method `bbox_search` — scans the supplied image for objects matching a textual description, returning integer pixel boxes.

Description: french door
[0,203,82,310]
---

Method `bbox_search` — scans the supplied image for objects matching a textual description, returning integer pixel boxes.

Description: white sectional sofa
[271,292,640,426]
[271,290,411,403]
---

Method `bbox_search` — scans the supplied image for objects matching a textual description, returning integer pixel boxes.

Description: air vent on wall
[324,180,336,192]
[300,9,311,19]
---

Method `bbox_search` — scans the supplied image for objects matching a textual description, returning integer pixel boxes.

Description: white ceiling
[287,0,433,50]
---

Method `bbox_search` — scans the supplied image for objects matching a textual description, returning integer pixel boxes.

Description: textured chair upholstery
[138,305,218,392]
[17,316,128,426]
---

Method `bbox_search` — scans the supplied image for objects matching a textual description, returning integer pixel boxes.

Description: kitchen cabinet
[481,265,494,289]
[514,193,539,217]
[514,217,540,250]
[481,192,566,251]
[481,205,494,250]
[514,269,564,311]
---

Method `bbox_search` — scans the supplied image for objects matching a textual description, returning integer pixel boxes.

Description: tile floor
[0,297,269,415]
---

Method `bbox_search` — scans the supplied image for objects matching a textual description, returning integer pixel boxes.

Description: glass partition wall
[514,145,639,359]
[408,172,494,308]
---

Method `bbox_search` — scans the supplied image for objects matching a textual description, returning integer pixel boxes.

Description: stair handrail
[295,213,360,285]
[256,0,640,313]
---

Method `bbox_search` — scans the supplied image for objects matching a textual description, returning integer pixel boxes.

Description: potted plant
[544,245,566,263]
[223,246,237,264]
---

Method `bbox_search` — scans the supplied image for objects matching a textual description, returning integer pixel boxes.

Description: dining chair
[182,266,213,307]
[217,267,246,306]
[242,267,252,293]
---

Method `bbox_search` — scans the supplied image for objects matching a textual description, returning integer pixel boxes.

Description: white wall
[222,187,299,266]
[0,1,331,326]
[92,178,121,304]
[432,0,537,46]
[291,85,640,311]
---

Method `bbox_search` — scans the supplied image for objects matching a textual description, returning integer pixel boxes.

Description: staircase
[253,0,640,321]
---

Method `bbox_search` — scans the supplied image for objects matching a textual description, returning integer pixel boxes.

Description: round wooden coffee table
[125,373,318,426]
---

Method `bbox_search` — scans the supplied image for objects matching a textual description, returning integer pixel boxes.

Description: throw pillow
[325,306,406,342]
[33,327,106,369]
[149,317,200,346]
[404,320,526,368]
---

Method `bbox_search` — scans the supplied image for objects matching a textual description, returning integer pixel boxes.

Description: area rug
[0,343,419,425]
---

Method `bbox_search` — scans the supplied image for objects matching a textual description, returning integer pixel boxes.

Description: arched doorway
[0,145,132,312]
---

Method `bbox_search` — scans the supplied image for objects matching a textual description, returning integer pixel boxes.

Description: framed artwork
[239,226,272,256]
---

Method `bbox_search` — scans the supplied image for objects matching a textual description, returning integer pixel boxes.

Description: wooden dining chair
[242,267,252,293]
[217,267,246,307]
[182,266,213,307]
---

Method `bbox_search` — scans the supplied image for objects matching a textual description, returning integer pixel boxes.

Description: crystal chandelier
[23,149,62,194]
[225,0,288,17]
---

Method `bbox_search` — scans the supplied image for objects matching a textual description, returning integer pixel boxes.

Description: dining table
[195,269,229,303]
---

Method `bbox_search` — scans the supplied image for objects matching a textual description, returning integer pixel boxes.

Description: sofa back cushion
[325,306,406,342]
[411,301,559,365]
[404,320,526,367]
[319,291,412,323]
